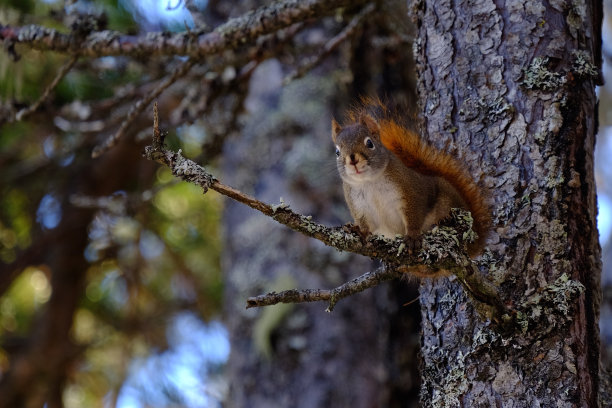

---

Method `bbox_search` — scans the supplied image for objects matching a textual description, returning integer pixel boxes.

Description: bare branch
[142,109,512,321]
[0,0,368,59]
[144,142,423,266]
[5,54,79,123]
[246,265,403,311]
[283,3,375,84]
[91,59,196,158]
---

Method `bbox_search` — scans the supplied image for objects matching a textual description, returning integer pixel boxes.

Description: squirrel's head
[331,113,390,183]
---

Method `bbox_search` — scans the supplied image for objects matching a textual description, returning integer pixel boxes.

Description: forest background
[0,0,610,407]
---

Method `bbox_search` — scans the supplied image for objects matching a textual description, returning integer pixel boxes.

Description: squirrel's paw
[343,223,370,241]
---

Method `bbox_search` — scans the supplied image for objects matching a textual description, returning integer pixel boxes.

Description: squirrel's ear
[360,113,380,135]
[331,119,342,142]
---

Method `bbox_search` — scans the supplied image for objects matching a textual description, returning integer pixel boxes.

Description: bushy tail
[345,98,490,254]
[378,119,490,255]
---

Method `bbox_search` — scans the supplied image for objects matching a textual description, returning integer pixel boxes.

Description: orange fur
[346,99,490,255]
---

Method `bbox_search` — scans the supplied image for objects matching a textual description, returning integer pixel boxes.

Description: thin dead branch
[246,265,402,312]
[283,3,375,84]
[0,0,368,59]
[92,59,196,158]
[7,54,79,123]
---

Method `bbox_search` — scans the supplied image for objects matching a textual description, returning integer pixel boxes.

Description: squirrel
[332,100,490,276]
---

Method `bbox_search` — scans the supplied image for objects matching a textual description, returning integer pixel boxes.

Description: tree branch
[92,58,196,158]
[142,105,512,318]
[246,265,403,312]
[283,3,375,84]
[142,141,453,269]
[0,0,368,59]
[10,54,80,123]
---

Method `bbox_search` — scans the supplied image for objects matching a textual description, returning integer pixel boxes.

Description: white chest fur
[348,177,406,238]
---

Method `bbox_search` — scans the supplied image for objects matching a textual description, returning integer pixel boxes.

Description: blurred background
[1,1,231,406]
[0,0,610,407]
[597,0,612,373]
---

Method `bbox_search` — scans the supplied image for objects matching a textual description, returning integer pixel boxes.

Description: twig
[152,101,161,147]
[246,265,403,311]
[283,3,375,84]
[0,0,368,58]
[12,54,79,122]
[92,58,195,158]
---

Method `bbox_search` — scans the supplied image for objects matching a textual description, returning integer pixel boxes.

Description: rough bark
[413,0,602,406]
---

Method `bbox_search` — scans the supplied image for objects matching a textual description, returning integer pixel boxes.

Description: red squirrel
[332,100,489,274]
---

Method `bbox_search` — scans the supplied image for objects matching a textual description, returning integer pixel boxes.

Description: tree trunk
[414,0,602,406]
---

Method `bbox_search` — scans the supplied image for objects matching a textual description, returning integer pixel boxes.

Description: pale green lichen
[472,326,500,348]
[420,226,460,266]
[518,273,585,335]
[271,197,290,213]
[571,50,598,78]
[515,310,529,334]
[426,270,583,406]
[566,10,582,35]
[520,194,531,207]
[476,249,502,284]
[429,349,468,407]
[545,156,565,189]
[169,149,215,193]
[479,96,514,123]
[541,273,584,315]
[315,222,360,250]
[539,220,568,256]
[546,174,564,189]
[417,209,475,269]
[566,1,586,37]
[522,57,566,91]
[397,242,406,256]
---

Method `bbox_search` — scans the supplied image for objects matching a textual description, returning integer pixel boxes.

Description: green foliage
[102,0,139,32]
[0,0,35,14]
[0,52,64,101]
[0,189,33,262]
[0,1,225,406]
[152,176,223,309]
[0,267,51,334]
[0,121,31,150]
[56,70,116,102]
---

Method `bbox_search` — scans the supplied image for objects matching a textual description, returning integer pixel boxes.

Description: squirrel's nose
[349,154,357,164]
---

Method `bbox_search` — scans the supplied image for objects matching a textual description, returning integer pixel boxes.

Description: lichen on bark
[414,0,601,405]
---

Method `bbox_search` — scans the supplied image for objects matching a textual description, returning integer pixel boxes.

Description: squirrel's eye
[335,146,341,157]
[364,137,375,149]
